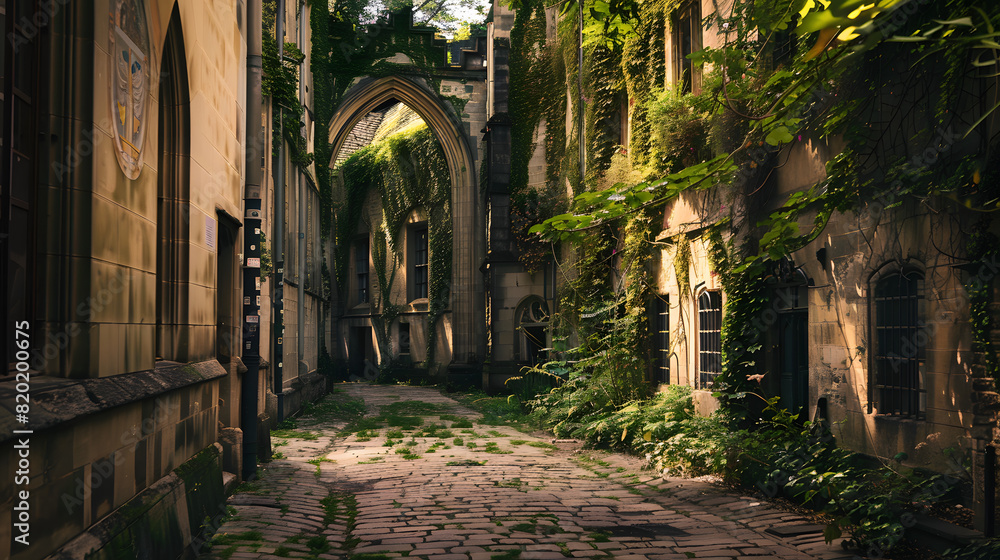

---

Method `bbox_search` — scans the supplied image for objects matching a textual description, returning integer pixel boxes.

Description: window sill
[349,303,371,314]
[873,414,925,423]
[408,299,429,311]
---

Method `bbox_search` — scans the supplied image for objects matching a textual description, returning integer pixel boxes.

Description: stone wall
[45,443,227,560]
[0,361,225,560]
[3,1,256,557]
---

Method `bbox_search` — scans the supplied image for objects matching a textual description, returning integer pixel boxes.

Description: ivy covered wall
[511,0,1000,465]
[334,122,453,366]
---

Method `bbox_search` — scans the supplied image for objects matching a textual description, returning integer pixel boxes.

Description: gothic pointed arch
[156,4,191,361]
[328,75,483,366]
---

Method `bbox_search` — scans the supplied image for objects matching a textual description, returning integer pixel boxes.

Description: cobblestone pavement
[201,384,856,560]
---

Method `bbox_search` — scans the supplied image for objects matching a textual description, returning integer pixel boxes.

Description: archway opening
[332,100,451,376]
[327,75,482,375]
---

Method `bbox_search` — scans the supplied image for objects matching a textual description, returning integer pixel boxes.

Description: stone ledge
[45,443,225,560]
[0,360,227,444]
[909,513,983,553]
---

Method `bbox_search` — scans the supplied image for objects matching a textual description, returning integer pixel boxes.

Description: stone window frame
[354,235,370,306]
[408,222,429,302]
[697,289,723,388]
[671,0,703,95]
[155,6,191,363]
[651,294,671,385]
[514,296,550,365]
[868,263,927,419]
[2,0,44,374]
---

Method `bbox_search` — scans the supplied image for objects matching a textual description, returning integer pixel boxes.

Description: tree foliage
[334,0,489,36]
[532,0,1000,244]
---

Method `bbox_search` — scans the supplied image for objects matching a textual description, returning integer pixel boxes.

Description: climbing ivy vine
[263,0,313,172]
[334,124,452,365]
[520,0,1000,405]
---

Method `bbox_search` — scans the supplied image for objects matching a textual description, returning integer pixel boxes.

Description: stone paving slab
[200,384,856,560]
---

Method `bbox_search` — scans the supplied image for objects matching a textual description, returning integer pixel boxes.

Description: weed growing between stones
[301,393,367,423]
[483,442,512,454]
[488,548,522,559]
[454,391,535,428]
[445,459,486,466]
[211,530,264,546]
[307,457,334,476]
[380,400,450,416]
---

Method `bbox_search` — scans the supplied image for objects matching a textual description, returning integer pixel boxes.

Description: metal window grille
[414,227,428,299]
[356,238,369,304]
[873,271,925,418]
[698,291,722,387]
[655,296,670,384]
[772,14,799,66]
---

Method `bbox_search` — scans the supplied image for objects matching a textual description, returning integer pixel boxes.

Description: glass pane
[12,32,32,94]
[11,153,30,201]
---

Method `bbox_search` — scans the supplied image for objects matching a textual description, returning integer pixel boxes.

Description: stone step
[908,513,983,554]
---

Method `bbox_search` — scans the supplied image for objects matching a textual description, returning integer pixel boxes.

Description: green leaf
[765,126,794,146]
[798,11,847,35]
[823,522,843,543]
[933,17,973,26]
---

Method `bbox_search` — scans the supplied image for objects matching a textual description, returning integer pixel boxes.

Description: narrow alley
[203,385,854,560]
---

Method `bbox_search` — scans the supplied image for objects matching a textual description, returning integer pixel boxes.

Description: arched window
[872,269,925,418]
[698,290,722,387]
[515,297,549,365]
[652,296,670,384]
[156,6,190,361]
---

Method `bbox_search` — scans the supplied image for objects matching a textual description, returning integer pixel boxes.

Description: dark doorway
[349,326,374,379]
[523,326,546,365]
[516,298,549,366]
[772,283,809,416]
[216,215,239,363]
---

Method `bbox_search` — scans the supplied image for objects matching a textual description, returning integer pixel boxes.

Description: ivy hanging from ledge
[263,0,313,173]
[334,123,452,365]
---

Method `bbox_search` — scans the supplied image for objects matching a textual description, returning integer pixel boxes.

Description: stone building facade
[478,0,1000,535]
[0,0,324,558]
[581,0,998,533]
[325,10,492,384]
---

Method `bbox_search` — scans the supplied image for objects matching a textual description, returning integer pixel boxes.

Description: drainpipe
[987,444,996,537]
[242,0,264,481]
[273,0,285,422]
[297,1,307,380]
